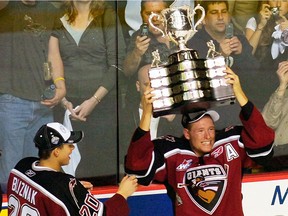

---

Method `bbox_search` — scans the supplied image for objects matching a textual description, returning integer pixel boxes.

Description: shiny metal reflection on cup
[148,4,205,51]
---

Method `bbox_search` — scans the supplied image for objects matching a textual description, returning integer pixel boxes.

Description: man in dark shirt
[188,0,259,75]
[187,0,260,129]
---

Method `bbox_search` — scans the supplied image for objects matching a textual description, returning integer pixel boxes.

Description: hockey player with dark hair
[7,122,138,216]
[125,67,274,216]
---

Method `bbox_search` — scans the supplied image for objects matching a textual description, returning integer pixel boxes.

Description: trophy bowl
[149,4,205,50]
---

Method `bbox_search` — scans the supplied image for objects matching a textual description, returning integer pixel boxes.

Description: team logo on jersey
[25,169,36,177]
[224,125,234,132]
[176,159,192,171]
[211,146,223,158]
[178,164,227,215]
[157,135,176,142]
[164,135,176,142]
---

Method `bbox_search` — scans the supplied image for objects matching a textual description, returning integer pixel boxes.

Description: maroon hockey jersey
[7,157,129,216]
[125,102,274,216]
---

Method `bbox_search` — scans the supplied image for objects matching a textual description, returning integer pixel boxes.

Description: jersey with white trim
[125,101,274,216]
[7,157,129,216]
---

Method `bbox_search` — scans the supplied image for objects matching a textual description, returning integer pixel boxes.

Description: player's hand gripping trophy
[149,4,205,51]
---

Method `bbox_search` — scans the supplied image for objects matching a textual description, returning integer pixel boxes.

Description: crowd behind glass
[0,0,287,191]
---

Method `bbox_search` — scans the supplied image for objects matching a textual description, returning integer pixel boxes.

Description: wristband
[54,77,65,84]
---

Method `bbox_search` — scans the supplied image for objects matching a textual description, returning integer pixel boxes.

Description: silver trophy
[149,4,205,51]
[147,5,235,117]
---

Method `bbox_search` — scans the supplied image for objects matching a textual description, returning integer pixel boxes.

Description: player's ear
[183,128,190,140]
[53,148,60,157]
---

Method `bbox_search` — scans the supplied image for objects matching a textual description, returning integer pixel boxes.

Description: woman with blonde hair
[49,0,126,181]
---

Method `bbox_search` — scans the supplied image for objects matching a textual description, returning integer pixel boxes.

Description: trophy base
[149,56,236,118]
[153,96,236,118]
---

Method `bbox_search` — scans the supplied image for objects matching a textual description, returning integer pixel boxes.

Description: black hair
[38,149,53,160]
[140,0,173,14]
[38,145,64,160]
[198,0,229,12]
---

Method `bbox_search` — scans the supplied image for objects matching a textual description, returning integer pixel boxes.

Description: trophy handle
[148,12,165,37]
[191,4,205,31]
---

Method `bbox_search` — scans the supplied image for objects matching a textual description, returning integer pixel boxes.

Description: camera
[270,7,280,16]
[140,23,149,36]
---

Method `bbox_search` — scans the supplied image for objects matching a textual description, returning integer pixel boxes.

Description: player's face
[141,1,167,36]
[203,2,230,35]
[184,116,216,157]
[58,144,75,165]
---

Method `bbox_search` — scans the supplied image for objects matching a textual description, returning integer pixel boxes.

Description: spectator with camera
[123,0,175,78]
[120,0,177,161]
[245,0,288,109]
[187,0,259,129]
[245,0,288,57]
[188,0,258,74]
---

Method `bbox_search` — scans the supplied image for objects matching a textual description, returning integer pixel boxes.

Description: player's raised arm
[139,85,155,132]
[224,67,248,107]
